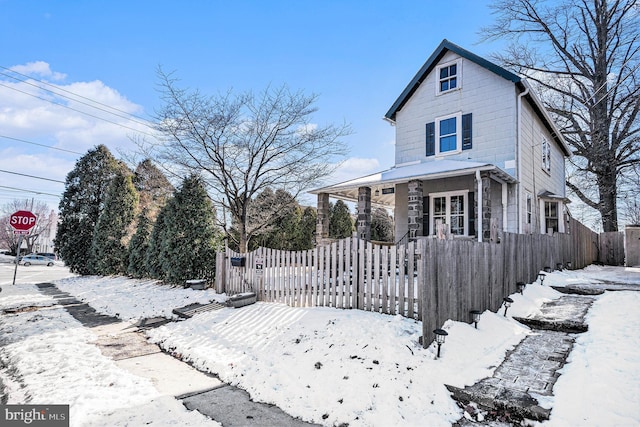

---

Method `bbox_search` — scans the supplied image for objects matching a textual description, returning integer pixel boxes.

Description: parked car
[19,254,54,266]
[37,252,57,260]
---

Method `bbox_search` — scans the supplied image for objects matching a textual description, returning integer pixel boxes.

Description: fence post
[215,247,227,293]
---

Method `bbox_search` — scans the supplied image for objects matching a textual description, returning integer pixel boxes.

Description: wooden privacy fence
[215,217,608,345]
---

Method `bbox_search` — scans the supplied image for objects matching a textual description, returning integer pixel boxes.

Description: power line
[0,82,158,138]
[0,135,83,155]
[0,185,61,198]
[0,169,65,184]
[0,65,155,128]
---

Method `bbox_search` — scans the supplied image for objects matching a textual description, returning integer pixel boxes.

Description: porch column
[357,186,371,240]
[316,193,330,245]
[481,172,492,242]
[407,180,423,239]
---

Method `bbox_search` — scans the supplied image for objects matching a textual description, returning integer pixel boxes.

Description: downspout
[517,86,530,234]
[476,170,482,242]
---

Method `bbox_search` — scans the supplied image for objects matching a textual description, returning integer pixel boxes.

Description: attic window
[437,60,461,94]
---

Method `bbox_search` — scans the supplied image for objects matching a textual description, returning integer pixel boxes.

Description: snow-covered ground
[0,266,638,426]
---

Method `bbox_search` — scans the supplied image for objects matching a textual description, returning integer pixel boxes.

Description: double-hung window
[426,112,472,156]
[439,116,458,153]
[437,60,460,94]
[544,201,558,233]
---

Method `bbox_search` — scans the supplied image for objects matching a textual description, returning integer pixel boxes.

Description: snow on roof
[310,159,516,206]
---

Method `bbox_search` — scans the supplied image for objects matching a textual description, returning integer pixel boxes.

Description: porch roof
[310,159,516,207]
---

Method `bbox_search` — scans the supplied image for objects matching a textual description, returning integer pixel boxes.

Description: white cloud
[326,157,381,185]
[0,62,152,209]
[0,62,151,152]
[10,61,66,81]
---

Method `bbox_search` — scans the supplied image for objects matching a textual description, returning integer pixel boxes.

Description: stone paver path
[449,295,595,425]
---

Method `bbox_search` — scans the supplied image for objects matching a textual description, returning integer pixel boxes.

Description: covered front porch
[310,159,517,244]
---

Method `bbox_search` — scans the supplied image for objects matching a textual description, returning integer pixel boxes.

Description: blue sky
[0,0,506,210]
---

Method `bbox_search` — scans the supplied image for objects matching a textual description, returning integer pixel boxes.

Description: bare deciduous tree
[483,0,640,231]
[145,69,350,252]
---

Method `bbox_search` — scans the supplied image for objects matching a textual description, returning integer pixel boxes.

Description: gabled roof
[385,39,521,122]
[383,39,571,157]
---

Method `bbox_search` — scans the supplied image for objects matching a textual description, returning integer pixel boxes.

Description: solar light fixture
[502,297,513,317]
[544,266,552,273]
[517,282,526,295]
[470,310,481,329]
[433,328,448,358]
[565,261,572,270]
[556,262,564,271]
[538,272,546,285]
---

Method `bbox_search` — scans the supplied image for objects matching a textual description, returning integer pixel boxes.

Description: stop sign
[10,210,38,232]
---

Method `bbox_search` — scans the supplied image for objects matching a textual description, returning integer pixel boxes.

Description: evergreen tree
[127,208,152,278]
[371,207,394,242]
[295,206,317,250]
[161,175,223,285]
[329,200,353,239]
[55,145,122,274]
[90,171,139,275]
[133,159,174,220]
[145,206,169,280]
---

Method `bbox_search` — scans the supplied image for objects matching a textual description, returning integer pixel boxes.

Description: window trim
[428,190,469,236]
[436,59,462,95]
[541,137,551,174]
[435,112,463,156]
[526,192,532,225]
[541,200,559,234]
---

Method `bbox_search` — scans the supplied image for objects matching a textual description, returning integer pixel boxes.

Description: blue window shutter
[426,122,435,156]
[462,113,472,150]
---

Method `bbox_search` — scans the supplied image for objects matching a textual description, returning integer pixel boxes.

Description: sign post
[9,210,38,285]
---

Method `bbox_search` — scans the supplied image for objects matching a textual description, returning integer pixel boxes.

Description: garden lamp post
[470,310,481,329]
[517,282,526,295]
[433,329,448,358]
[538,272,546,285]
[502,297,513,317]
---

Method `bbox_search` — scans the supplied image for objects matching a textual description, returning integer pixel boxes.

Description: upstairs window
[439,117,457,153]
[426,113,472,156]
[542,137,551,173]
[437,60,461,94]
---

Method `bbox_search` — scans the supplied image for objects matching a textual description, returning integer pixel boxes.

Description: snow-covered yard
[0,266,638,426]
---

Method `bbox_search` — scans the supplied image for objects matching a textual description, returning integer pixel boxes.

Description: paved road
[0,261,76,286]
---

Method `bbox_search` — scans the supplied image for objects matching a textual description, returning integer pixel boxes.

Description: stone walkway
[448,294,595,425]
[35,283,319,427]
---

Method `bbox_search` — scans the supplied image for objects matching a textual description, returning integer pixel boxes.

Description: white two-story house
[311,40,571,243]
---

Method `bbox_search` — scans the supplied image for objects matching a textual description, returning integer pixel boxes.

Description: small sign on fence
[255,257,263,276]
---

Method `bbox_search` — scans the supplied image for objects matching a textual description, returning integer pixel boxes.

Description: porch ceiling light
[502,297,514,317]
[470,310,481,329]
[517,282,526,295]
[433,328,448,358]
